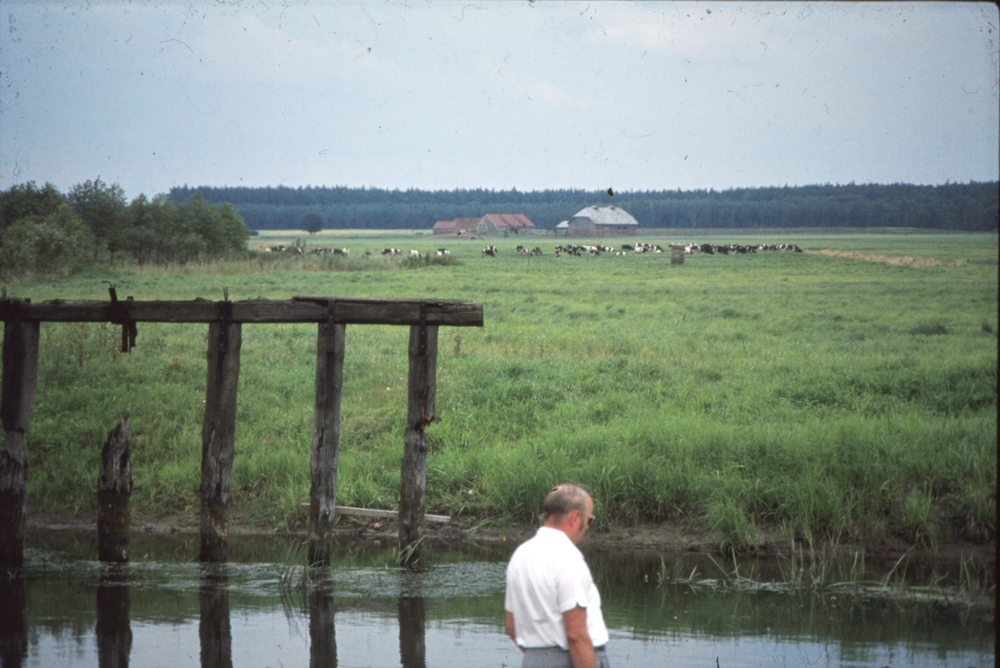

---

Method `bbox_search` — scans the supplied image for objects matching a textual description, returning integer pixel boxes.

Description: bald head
[540,483,591,524]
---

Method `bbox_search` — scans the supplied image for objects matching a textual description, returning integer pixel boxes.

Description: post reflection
[398,595,426,668]
[0,568,26,668]
[96,565,132,668]
[199,566,232,668]
[308,571,337,668]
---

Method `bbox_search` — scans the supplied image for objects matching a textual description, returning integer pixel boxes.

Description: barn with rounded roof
[565,206,639,237]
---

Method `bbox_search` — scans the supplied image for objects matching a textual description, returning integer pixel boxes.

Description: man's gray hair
[540,483,590,523]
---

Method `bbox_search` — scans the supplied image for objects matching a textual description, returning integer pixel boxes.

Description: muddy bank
[25,510,995,573]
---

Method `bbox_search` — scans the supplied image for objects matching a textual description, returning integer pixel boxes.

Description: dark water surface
[2,530,993,668]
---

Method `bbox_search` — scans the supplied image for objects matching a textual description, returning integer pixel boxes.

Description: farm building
[476,213,536,235]
[432,217,480,235]
[565,206,639,237]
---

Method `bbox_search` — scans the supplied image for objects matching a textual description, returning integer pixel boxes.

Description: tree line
[170,181,998,232]
[0,180,250,276]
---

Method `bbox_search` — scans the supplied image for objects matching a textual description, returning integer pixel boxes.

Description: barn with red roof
[476,213,535,235]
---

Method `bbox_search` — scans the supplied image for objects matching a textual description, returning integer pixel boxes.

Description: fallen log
[300,504,450,524]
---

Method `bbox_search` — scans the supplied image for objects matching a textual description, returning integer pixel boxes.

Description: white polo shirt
[504,526,610,650]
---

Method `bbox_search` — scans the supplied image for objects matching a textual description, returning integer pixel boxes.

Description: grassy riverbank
[5,231,996,554]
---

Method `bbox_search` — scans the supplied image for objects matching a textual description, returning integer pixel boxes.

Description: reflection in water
[200,566,232,668]
[309,571,337,668]
[0,569,26,668]
[96,565,132,668]
[13,531,996,668]
[398,595,426,668]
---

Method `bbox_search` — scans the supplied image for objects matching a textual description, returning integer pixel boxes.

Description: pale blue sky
[2,1,997,200]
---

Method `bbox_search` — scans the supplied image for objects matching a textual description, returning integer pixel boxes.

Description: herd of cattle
[264,241,803,258]
[497,242,803,257]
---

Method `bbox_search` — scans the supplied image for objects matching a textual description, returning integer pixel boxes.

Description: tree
[0,203,97,275]
[68,178,129,261]
[300,211,324,235]
[0,182,67,229]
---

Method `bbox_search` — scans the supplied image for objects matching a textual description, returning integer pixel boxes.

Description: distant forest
[169,182,999,232]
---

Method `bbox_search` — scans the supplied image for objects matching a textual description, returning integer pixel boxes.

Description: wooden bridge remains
[0,292,483,568]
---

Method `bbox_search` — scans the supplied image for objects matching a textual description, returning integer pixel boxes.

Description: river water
[1,530,993,668]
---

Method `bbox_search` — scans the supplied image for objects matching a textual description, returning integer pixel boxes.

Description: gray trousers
[522,646,610,668]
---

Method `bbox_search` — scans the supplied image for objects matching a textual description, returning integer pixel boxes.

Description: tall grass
[4,232,996,552]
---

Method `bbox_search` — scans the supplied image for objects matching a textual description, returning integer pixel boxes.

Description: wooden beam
[299,503,450,524]
[0,297,483,327]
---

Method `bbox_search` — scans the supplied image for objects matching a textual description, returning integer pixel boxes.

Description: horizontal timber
[299,503,451,524]
[0,297,483,327]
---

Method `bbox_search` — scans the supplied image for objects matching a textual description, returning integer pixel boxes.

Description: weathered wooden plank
[0,320,39,568]
[1,297,483,327]
[399,323,437,570]
[309,320,345,567]
[200,320,241,563]
[98,415,132,563]
[298,503,451,524]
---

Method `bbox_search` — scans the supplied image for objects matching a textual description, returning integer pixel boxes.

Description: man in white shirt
[505,484,610,668]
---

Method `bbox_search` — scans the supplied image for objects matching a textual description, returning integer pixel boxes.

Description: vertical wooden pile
[0,317,39,568]
[200,309,242,563]
[98,414,132,563]
[310,305,345,566]
[398,313,438,569]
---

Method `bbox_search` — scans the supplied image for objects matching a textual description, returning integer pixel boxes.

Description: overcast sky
[2,1,997,201]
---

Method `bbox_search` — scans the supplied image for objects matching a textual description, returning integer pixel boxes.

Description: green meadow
[5,231,996,553]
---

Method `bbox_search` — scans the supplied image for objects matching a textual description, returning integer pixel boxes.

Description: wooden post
[98,414,132,563]
[200,316,241,563]
[398,316,437,570]
[310,312,345,566]
[0,318,39,568]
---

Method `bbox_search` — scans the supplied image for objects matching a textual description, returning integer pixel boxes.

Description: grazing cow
[267,245,303,254]
[435,249,450,256]
[482,245,497,257]
[382,248,401,256]
[409,250,420,258]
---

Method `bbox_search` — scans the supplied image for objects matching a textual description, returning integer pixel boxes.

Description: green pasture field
[4,231,996,553]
